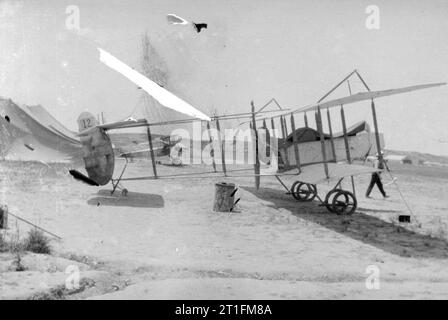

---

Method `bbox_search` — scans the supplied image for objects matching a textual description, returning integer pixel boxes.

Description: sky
[0,0,447,155]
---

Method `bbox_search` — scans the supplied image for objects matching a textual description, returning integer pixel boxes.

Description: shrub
[23,229,51,254]
[12,252,26,271]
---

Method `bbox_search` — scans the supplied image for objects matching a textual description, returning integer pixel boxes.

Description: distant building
[384,154,412,164]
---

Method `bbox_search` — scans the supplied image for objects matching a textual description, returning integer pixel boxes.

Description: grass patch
[1,231,27,271]
[1,232,24,253]
[12,252,26,271]
[27,278,96,300]
[1,229,52,255]
[0,233,7,252]
[23,229,51,254]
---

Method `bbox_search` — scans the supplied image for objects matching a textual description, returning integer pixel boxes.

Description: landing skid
[110,182,128,196]
[110,157,129,196]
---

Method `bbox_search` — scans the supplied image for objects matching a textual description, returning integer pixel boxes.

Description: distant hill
[385,149,448,166]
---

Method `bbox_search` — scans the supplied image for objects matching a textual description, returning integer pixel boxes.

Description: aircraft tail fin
[77,112,98,133]
[71,112,115,186]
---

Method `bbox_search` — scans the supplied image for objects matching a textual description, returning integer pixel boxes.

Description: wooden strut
[275,175,290,192]
[256,98,284,113]
[146,124,158,179]
[349,70,372,194]
[317,69,358,103]
[206,121,217,173]
[261,118,272,165]
[111,157,129,194]
[215,118,227,176]
[282,116,289,137]
[280,116,290,168]
[340,105,351,162]
[233,132,237,165]
[315,107,329,179]
[270,117,278,167]
[190,136,194,165]
[347,79,352,95]
[304,113,308,127]
[355,70,371,92]
[270,117,276,137]
[327,108,337,162]
[279,116,284,136]
[371,99,383,163]
[251,101,261,190]
[263,119,268,158]
[290,113,301,172]
[282,69,368,119]
[340,105,356,195]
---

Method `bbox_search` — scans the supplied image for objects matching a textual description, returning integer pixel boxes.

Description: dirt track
[1,161,448,299]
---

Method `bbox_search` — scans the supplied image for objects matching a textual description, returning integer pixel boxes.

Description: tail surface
[76,112,114,186]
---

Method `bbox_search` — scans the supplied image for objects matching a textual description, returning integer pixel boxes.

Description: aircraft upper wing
[287,162,380,185]
[296,82,446,113]
[249,82,446,124]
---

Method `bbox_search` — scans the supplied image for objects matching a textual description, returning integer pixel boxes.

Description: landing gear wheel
[324,189,343,213]
[331,190,357,215]
[121,188,128,197]
[291,182,317,202]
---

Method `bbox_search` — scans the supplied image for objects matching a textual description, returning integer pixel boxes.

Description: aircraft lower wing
[119,146,166,158]
[97,118,148,131]
[288,162,380,185]
[76,118,148,136]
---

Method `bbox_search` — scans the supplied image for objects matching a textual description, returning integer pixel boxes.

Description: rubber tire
[291,181,302,200]
[324,188,344,213]
[308,184,318,202]
[331,190,357,215]
[292,182,316,202]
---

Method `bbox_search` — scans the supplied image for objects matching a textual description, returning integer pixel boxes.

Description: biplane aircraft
[116,134,183,162]
[69,48,446,215]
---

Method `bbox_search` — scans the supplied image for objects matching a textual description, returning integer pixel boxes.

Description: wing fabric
[293,162,380,185]
[98,48,211,121]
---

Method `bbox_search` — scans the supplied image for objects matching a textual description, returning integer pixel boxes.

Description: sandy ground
[1,160,448,299]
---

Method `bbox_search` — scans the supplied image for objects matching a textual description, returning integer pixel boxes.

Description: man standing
[365,154,389,198]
